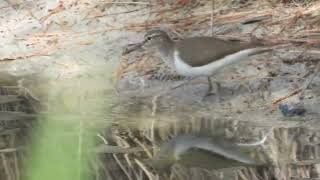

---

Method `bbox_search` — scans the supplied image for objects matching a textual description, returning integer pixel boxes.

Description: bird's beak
[122,40,146,55]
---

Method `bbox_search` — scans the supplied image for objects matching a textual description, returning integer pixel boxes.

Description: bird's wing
[180,148,254,169]
[175,37,255,67]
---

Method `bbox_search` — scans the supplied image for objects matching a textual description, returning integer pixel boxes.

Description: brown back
[175,37,258,67]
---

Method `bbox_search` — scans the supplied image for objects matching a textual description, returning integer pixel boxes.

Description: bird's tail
[249,47,273,56]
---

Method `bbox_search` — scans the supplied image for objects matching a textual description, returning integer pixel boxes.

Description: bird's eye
[147,36,152,40]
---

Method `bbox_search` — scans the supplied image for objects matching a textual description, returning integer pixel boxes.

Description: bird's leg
[202,77,223,101]
[202,77,215,100]
[215,81,222,102]
[207,76,213,94]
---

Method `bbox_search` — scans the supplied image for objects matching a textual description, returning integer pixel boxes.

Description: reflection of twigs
[17,80,40,102]
[290,159,320,165]
[124,154,135,176]
[151,95,159,117]
[95,145,143,153]
[0,148,19,153]
[1,153,13,180]
[130,134,153,158]
[113,154,133,180]
[237,128,273,147]
[150,95,159,152]
[135,159,155,180]
[13,152,19,180]
[150,95,159,156]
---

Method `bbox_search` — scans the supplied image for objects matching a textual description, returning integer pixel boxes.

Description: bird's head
[142,29,173,51]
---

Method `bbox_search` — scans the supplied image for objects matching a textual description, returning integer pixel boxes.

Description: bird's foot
[201,91,216,101]
[202,90,224,102]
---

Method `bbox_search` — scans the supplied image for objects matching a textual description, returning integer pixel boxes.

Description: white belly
[173,49,257,77]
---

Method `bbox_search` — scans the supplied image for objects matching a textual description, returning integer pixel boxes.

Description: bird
[139,29,272,99]
[149,134,261,170]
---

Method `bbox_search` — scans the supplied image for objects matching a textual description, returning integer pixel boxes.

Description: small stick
[103,2,154,6]
[272,61,320,105]
[272,88,302,105]
[211,0,215,36]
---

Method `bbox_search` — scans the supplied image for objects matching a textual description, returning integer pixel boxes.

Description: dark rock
[279,103,306,117]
